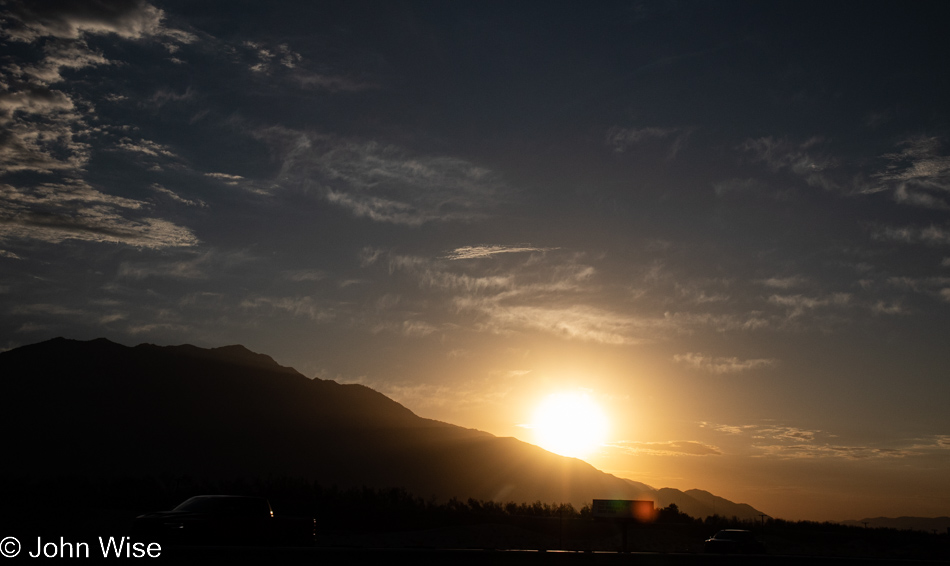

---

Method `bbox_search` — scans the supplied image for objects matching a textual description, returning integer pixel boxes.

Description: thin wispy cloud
[758,276,809,289]
[240,295,336,323]
[262,134,507,225]
[606,125,691,159]
[874,224,950,246]
[444,245,557,260]
[150,184,206,207]
[613,440,722,457]
[673,352,778,374]
[740,136,837,189]
[699,421,950,461]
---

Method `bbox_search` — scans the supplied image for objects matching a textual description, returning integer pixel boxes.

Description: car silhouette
[132,495,275,545]
[704,529,766,554]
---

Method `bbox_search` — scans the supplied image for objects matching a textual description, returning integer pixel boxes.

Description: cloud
[875,136,950,210]
[0,181,198,249]
[0,0,165,42]
[366,249,775,345]
[740,136,837,189]
[443,245,557,260]
[116,137,178,158]
[606,125,691,159]
[874,224,950,246]
[204,172,245,185]
[758,276,809,289]
[371,320,441,337]
[244,40,302,73]
[240,296,336,323]
[239,39,374,92]
[673,352,777,374]
[614,440,722,457]
[767,292,851,317]
[455,300,652,345]
[703,421,927,460]
[13,40,111,84]
[150,184,206,207]
[606,126,678,150]
[0,87,88,175]
[291,72,376,93]
[283,269,326,282]
[871,300,908,315]
[264,135,506,225]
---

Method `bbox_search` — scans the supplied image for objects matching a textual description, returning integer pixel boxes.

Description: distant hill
[840,517,950,533]
[0,337,765,519]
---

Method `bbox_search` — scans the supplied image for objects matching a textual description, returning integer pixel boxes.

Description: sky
[2,0,949,522]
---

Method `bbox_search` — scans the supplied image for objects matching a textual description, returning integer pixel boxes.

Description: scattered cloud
[606,125,691,159]
[740,136,836,189]
[260,134,506,225]
[371,320,441,337]
[240,295,336,322]
[875,136,950,210]
[362,249,778,345]
[767,292,851,317]
[291,72,376,93]
[758,276,809,289]
[874,224,950,246]
[456,300,652,345]
[701,421,936,461]
[0,0,201,252]
[244,40,301,73]
[673,352,777,374]
[0,87,88,175]
[871,300,908,315]
[0,181,198,249]
[116,137,178,158]
[283,269,326,282]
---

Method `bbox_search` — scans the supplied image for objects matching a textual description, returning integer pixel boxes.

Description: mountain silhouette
[1,337,763,519]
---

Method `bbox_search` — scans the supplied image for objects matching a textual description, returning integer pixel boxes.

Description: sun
[530,391,609,459]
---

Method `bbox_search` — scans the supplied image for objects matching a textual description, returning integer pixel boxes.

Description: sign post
[591,499,655,553]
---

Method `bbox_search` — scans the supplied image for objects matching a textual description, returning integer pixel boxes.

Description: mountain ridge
[0,337,765,520]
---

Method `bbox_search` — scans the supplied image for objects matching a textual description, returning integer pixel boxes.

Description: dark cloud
[0,0,165,42]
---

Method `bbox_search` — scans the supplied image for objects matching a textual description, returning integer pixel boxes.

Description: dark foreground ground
[161,546,950,565]
[2,490,948,565]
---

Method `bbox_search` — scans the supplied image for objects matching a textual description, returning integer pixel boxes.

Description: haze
[1,0,948,522]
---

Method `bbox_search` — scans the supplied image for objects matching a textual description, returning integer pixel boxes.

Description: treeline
[2,473,947,559]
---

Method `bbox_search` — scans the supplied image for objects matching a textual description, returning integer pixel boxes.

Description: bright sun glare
[531,392,609,459]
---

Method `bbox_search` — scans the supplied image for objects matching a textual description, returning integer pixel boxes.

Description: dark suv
[704,529,766,554]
